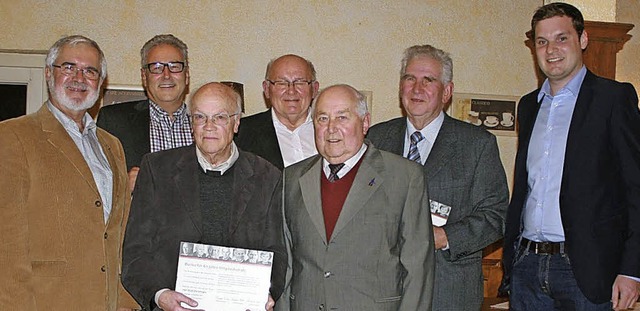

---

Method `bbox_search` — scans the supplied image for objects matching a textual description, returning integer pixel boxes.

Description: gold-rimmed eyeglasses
[191,112,239,126]
[51,63,101,80]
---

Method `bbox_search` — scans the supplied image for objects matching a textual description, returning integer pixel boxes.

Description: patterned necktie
[407,131,424,163]
[328,163,345,182]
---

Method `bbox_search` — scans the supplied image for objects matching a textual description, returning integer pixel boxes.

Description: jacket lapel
[38,105,100,195]
[424,115,456,179]
[330,145,383,241]
[298,156,327,244]
[229,152,254,236]
[565,71,595,160]
[174,146,203,234]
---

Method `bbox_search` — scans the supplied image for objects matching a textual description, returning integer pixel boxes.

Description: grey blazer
[278,143,435,311]
[368,115,509,311]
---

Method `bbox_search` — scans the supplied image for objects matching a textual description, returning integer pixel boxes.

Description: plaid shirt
[149,101,193,153]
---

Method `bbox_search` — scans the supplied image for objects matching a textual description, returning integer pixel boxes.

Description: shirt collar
[322,143,368,177]
[149,100,189,120]
[406,110,444,143]
[538,65,587,101]
[46,100,96,135]
[196,141,239,175]
[271,108,313,132]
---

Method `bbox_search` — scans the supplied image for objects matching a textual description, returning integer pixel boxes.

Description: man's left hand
[265,294,275,311]
[433,226,448,250]
[611,275,640,311]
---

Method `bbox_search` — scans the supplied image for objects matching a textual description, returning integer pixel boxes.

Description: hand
[128,167,140,194]
[264,294,275,311]
[433,226,448,250]
[611,275,640,311]
[158,290,203,311]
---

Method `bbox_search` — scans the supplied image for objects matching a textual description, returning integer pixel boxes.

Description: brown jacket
[0,105,138,310]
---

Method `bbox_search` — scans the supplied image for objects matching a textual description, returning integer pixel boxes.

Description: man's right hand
[128,167,140,194]
[157,290,203,311]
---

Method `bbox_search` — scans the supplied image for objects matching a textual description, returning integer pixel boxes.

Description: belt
[520,238,565,255]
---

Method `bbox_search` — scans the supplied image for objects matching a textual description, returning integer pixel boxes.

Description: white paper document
[175,242,273,311]
[430,199,451,227]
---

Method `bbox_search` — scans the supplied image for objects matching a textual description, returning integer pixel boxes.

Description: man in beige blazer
[277,84,435,311]
[0,35,138,310]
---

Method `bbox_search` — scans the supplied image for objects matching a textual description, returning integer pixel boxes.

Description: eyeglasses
[191,112,239,126]
[145,62,186,74]
[51,63,101,80]
[266,79,314,90]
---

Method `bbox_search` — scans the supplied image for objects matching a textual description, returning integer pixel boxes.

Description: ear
[580,30,589,50]
[233,114,241,134]
[262,80,270,99]
[45,66,52,81]
[185,67,190,86]
[141,68,148,89]
[362,112,371,135]
[442,81,454,104]
[311,80,320,99]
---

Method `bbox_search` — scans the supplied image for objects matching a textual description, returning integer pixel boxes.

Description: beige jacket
[0,105,138,310]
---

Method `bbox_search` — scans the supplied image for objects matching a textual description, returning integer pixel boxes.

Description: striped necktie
[328,163,345,182]
[407,131,424,163]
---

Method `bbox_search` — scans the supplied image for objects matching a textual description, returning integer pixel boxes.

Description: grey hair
[311,84,368,118]
[264,54,317,81]
[400,45,453,84]
[45,35,107,81]
[140,34,188,68]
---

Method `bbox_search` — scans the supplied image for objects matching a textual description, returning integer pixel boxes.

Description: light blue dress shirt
[522,66,587,242]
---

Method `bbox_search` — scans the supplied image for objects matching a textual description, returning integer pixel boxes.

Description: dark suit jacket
[97,100,150,170]
[121,145,287,310]
[235,109,285,170]
[368,114,509,311]
[278,144,435,311]
[502,70,640,303]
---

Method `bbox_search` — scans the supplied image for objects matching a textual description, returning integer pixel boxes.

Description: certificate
[175,242,273,311]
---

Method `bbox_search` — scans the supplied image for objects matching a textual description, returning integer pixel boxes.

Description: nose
[285,82,297,94]
[72,68,87,82]
[162,65,171,78]
[546,41,557,54]
[412,80,425,93]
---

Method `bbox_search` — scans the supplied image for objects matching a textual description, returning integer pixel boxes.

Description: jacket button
[319,304,324,310]
[95,200,102,207]
[323,271,331,278]
[104,233,108,239]
[100,265,106,272]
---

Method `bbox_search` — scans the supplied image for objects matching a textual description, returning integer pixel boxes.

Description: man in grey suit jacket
[368,45,509,311]
[278,84,435,311]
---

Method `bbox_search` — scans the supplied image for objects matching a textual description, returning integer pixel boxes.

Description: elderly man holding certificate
[122,82,286,311]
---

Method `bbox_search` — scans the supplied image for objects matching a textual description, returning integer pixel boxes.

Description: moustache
[65,81,89,91]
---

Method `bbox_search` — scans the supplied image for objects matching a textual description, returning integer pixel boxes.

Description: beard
[48,75,101,112]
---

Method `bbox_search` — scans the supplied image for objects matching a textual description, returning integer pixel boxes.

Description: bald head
[190,82,241,115]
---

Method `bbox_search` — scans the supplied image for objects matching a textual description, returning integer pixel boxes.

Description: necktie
[328,163,345,182]
[407,131,424,163]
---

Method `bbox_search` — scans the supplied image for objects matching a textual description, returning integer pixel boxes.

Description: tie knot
[329,163,345,175]
[328,163,345,182]
[410,131,424,144]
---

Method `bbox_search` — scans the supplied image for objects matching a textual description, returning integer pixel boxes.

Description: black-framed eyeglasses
[266,79,314,90]
[191,112,239,126]
[145,62,186,74]
[51,63,101,80]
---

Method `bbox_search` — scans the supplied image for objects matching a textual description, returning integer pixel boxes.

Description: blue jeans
[509,250,612,311]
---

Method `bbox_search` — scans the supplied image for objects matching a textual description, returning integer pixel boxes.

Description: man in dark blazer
[235,54,319,170]
[97,34,192,191]
[122,83,285,311]
[368,45,509,311]
[278,84,435,311]
[501,3,640,310]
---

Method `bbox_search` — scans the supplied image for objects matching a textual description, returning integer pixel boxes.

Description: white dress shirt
[272,109,317,167]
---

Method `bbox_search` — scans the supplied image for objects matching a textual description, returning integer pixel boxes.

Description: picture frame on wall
[448,93,520,137]
[102,84,147,107]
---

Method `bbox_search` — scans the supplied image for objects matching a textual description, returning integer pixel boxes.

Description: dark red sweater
[320,158,364,241]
